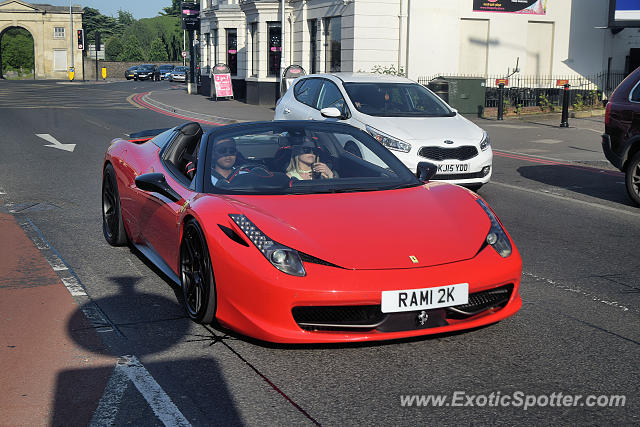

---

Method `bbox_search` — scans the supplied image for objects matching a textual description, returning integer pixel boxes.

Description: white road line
[89,364,130,427]
[489,181,640,218]
[118,355,192,427]
[524,271,632,313]
[531,138,562,144]
[61,276,88,297]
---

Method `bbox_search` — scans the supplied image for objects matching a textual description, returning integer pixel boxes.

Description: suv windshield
[343,82,454,117]
[204,122,420,195]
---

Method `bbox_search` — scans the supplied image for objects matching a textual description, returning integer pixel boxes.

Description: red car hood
[220,183,489,270]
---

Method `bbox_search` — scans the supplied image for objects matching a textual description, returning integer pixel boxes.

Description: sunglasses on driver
[294,146,320,155]
[215,145,237,156]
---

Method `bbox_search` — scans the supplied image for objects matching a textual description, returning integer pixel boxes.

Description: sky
[41,1,173,20]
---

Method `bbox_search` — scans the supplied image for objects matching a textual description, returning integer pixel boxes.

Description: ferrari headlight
[366,125,411,153]
[480,130,490,151]
[229,214,306,276]
[476,200,512,258]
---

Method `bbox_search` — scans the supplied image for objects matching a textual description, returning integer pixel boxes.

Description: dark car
[602,67,640,206]
[134,64,160,81]
[158,64,175,80]
[124,66,138,80]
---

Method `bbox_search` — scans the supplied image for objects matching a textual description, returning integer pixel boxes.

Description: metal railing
[417,72,626,109]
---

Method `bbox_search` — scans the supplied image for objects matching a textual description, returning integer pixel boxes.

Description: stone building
[0,0,83,79]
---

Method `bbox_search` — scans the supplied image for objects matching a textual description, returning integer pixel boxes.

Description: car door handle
[283,108,291,114]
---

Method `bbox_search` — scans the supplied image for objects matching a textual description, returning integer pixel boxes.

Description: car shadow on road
[516,164,635,207]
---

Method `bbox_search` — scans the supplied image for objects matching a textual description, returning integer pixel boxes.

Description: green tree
[1,28,34,76]
[82,7,117,44]
[105,37,124,61]
[117,35,145,61]
[117,10,135,27]
[161,0,183,16]
[148,37,168,61]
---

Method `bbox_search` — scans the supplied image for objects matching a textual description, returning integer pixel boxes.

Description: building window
[226,29,237,75]
[309,20,318,74]
[53,49,67,70]
[54,27,65,39]
[250,22,258,77]
[324,17,341,72]
[267,22,281,77]
[205,33,211,74]
[213,29,218,65]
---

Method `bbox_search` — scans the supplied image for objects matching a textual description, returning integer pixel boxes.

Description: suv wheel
[626,151,640,206]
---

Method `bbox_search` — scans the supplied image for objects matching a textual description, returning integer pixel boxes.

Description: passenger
[211,137,237,185]
[286,137,334,180]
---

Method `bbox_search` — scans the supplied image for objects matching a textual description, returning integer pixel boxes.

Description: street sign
[181,51,188,58]
[495,78,508,86]
[213,74,233,98]
[181,2,200,31]
[556,79,569,86]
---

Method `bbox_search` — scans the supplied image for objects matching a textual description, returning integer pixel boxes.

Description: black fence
[417,72,626,109]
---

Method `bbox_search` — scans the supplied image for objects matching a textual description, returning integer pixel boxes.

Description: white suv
[275,73,492,189]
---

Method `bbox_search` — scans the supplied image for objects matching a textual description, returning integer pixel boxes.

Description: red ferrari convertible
[102,120,522,343]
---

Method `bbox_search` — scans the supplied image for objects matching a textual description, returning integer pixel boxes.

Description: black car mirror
[135,173,181,203]
[417,162,438,182]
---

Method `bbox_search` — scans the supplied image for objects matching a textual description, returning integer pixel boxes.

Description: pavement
[0,81,614,425]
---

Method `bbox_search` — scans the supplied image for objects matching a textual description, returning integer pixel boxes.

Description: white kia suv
[274,73,492,189]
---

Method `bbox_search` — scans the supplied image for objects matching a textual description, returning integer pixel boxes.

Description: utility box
[437,76,486,117]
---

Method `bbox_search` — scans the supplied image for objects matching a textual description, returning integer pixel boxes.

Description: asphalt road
[0,80,638,426]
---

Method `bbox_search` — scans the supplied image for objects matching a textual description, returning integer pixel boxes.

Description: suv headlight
[230,214,306,276]
[480,130,490,151]
[476,199,512,258]
[366,125,411,153]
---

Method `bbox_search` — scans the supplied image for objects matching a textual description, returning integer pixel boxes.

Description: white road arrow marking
[35,133,76,152]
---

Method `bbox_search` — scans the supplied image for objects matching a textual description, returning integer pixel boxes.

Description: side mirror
[417,162,438,182]
[320,107,343,119]
[135,173,181,203]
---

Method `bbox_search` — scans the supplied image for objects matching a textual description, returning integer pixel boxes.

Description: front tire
[102,163,128,246]
[180,220,217,324]
[625,151,640,206]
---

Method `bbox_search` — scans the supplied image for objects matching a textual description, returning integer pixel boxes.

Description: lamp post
[279,0,285,98]
[69,1,74,72]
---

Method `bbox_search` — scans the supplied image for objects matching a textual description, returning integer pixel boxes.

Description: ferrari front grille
[446,284,513,318]
[418,146,478,161]
[292,305,386,331]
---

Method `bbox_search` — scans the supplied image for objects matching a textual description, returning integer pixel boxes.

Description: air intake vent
[418,146,478,161]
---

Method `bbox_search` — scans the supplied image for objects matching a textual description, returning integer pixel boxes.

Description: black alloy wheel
[626,151,640,206]
[180,220,217,323]
[102,163,128,246]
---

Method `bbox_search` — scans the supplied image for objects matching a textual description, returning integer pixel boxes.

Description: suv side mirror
[135,173,181,203]
[417,162,438,182]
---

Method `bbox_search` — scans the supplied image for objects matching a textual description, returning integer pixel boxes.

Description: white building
[199,0,640,104]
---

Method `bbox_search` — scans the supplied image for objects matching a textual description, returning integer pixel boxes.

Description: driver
[211,137,237,185]
[286,136,334,180]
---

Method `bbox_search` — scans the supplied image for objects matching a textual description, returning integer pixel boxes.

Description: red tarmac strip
[0,213,115,426]
[493,150,624,177]
[132,92,224,126]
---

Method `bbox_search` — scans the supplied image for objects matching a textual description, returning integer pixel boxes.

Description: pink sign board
[214,73,233,98]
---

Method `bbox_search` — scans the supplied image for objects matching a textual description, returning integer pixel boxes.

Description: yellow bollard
[68,67,75,81]
[101,67,107,80]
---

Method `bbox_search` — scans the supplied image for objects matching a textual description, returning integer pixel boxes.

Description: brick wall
[80,60,184,80]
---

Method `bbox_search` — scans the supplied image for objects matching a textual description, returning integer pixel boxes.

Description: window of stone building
[309,19,318,74]
[250,22,258,77]
[54,27,65,39]
[267,22,281,77]
[212,29,218,65]
[323,17,341,72]
[226,29,237,75]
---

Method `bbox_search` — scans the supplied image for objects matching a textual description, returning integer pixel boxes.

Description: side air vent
[218,224,249,247]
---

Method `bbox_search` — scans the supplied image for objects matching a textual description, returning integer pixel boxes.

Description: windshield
[174,66,188,73]
[203,123,420,195]
[138,65,154,71]
[343,82,454,117]
[159,65,174,72]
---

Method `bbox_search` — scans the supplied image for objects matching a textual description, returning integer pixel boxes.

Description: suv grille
[419,146,478,161]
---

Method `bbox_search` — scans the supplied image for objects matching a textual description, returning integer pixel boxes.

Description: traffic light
[77,29,84,50]
[95,32,101,51]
